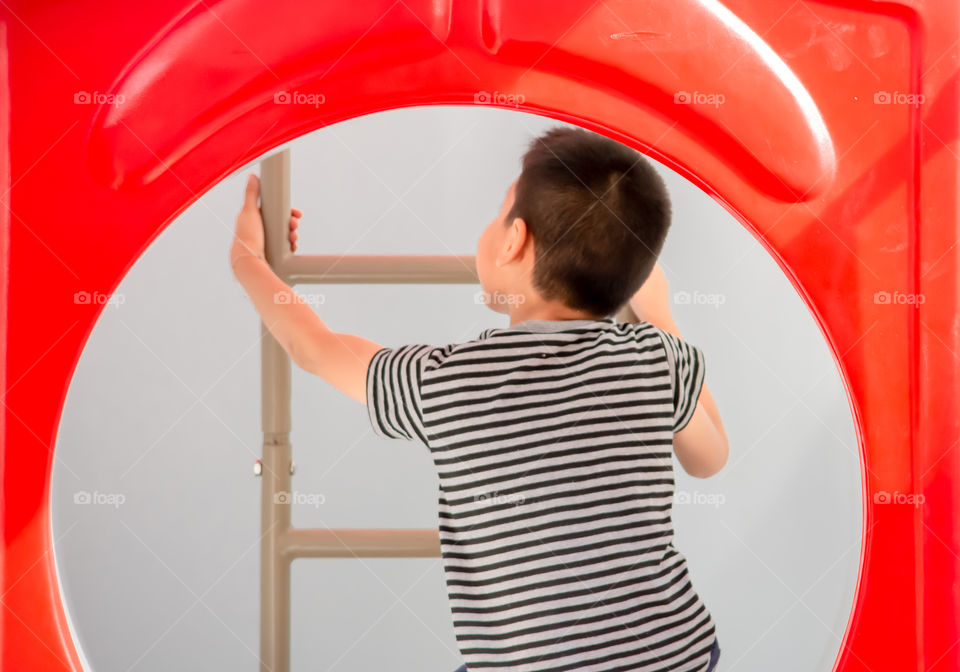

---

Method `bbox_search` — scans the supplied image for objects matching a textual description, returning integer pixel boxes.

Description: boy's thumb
[243,174,260,210]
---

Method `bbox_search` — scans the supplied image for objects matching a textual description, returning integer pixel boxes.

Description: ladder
[254,148,475,672]
[254,148,637,671]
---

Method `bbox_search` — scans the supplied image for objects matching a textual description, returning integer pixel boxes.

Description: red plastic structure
[1,1,958,670]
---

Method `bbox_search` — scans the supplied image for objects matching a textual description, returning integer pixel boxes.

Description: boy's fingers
[290,218,299,229]
[291,207,303,218]
[243,174,260,211]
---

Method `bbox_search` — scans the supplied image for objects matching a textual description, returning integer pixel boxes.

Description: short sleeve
[656,329,707,433]
[365,343,442,444]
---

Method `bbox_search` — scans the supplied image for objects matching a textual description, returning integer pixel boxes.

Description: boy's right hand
[628,263,675,328]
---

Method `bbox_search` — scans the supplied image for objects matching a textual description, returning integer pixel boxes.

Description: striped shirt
[365,316,717,671]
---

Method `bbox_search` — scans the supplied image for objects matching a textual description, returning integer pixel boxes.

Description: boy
[230,126,729,671]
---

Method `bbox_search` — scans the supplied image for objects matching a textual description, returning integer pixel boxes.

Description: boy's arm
[628,264,729,478]
[231,256,383,404]
[230,174,382,405]
[648,314,728,478]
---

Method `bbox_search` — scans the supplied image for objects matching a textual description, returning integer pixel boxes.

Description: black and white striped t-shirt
[366,316,717,672]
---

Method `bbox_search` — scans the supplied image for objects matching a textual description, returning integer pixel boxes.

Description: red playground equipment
[1,1,958,670]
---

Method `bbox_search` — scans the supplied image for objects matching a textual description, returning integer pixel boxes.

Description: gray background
[52,106,862,672]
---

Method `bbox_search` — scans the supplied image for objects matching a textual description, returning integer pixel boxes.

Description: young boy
[230,126,729,672]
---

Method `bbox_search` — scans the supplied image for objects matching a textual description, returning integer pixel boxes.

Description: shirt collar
[480,316,617,338]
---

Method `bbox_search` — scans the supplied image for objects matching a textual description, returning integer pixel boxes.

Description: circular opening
[52,106,861,671]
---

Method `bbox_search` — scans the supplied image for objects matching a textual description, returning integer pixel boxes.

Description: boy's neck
[508,302,605,326]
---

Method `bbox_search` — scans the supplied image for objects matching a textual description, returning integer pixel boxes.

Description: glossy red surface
[1,1,957,670]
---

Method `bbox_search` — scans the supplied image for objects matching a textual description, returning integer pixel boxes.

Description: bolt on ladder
[253,148,638,671]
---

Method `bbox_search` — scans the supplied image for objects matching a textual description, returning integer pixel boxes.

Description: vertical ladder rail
[259,149,293,672]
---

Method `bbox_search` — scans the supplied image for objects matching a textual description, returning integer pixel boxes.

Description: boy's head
[476,126,672,319]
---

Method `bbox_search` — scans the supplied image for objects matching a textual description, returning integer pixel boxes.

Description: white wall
[51,106,861,672]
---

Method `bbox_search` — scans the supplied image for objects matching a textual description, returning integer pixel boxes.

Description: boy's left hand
[231,173,302,264]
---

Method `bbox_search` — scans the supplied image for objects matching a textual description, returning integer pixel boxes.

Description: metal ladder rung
[281,528,442,559]
[282,254,478,285]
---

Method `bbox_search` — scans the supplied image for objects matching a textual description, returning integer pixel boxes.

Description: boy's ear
[496,216,529,267]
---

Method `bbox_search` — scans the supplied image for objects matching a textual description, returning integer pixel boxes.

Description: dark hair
[506,126,672,317]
